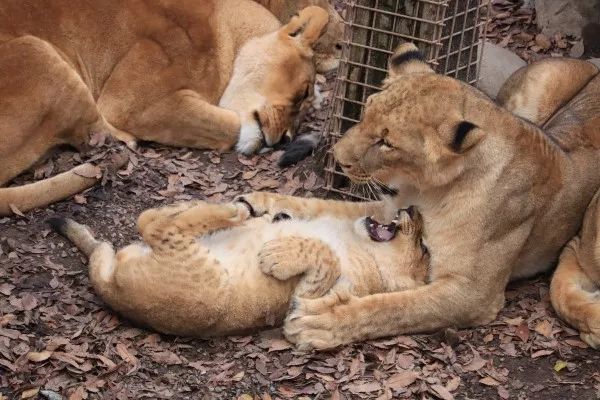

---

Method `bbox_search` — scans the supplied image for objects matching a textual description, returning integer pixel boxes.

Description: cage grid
[324,0,489,200]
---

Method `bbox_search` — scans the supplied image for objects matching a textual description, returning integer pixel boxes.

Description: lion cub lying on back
[49,200,429,337]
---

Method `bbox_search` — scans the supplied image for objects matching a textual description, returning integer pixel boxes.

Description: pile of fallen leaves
[485,0,578,62]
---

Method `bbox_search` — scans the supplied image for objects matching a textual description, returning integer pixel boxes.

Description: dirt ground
[2,1,600,399]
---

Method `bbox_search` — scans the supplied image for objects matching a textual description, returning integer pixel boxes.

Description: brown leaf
[262,338,292,352]
[497,386,510,399]
[534,320,553,338]
[73,194,87,204]
[0,283,15,296]
[386,371,419,390]
[20,388,40,399]
[242,170,259,180]
[26,350,53,362]
[115,343,137,365]
[20,294,38,311]
[515,322,530,342]
[535,33,551,50]
[504,317,523,326]
[531,349,553,358]
[68,386,87,400]
[188,361,207,373]
[445,376,461,392]
[430,384,454,400]
[150,351,182,365]
[479,377,500,386]
[463,354,486,372]
[564,339,589,349]
[346,381,381,394]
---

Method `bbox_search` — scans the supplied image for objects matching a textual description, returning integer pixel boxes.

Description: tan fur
[551,190,600,348]
[0,0,329,215]
[239,44,600,349]
[254,0,343,72]
[51,200,428,337]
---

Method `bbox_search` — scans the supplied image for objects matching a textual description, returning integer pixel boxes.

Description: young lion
[48,200,429,337]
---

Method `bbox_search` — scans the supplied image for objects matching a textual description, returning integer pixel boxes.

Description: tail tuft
[279,136,318,167]
[47,217,100,257]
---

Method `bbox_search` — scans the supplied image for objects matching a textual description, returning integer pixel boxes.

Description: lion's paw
[258,238,299,281]
[284,289,356,350]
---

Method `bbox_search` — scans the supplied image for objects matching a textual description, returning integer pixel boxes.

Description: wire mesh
[324,0,489,200]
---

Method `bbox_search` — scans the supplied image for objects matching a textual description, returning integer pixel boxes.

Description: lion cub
[49,200,429,337]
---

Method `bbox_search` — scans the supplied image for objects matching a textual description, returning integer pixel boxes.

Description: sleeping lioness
[48,200,429,336]
[236,44,600,349]
[0,0,328,215]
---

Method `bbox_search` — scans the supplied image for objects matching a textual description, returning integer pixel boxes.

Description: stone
[477,41,527,99]
[535,0,600,38]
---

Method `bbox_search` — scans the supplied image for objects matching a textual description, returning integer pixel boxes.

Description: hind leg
[0,35,109,185]
[259,236,341,298]
[550,239,600,349]
[138,201,251,254]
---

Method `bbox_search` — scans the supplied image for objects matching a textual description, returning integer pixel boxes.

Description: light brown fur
[239,44,600,349]
[50,200,428,337]
[0,0,329,215]
[551,189,600,348]
[254,0,344,72]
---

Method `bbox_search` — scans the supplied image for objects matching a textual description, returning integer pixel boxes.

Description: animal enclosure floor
[2,0,600,396]
[1,137,599,400]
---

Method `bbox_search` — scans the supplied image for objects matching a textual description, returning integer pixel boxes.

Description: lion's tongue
[366,216,398,242]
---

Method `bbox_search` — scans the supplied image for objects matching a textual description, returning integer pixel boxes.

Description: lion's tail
[48,217,118,303]
[0,163,101,216]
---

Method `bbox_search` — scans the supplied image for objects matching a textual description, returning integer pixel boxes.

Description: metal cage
[324,0,489,200]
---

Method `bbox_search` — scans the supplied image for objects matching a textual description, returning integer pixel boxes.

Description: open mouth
[365,207,415,242]
[365,215,400,242]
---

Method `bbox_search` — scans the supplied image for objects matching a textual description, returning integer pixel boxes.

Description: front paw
[284,290,355,350]
[235,119,263,155]
[234,192,275,217]
[259,238,298,281]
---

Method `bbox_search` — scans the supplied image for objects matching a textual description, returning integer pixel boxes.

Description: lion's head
[219,6,329,154]
[333,43,515,194]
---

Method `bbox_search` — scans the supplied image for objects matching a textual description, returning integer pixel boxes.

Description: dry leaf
[20,388,40,399]
[497,385,510,399]
[431,384,454,400]
[346,381,381,394]
[531,349,553,358]
[27,350,53,362]
[534,320,552,338]
[515,322,530,342]
[479,377,500,386]
[386,371,418,390]
[535,33,551,50]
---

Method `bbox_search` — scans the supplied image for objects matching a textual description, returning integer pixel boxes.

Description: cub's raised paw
[258,237,301,281]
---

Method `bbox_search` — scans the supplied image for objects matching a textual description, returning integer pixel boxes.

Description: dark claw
[272,212,292,222]
[235,197,256,217]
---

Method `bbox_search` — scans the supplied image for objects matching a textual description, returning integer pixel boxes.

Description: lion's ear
[283,6,329,48]
[388,43,434,78]
[449,121,484,153]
